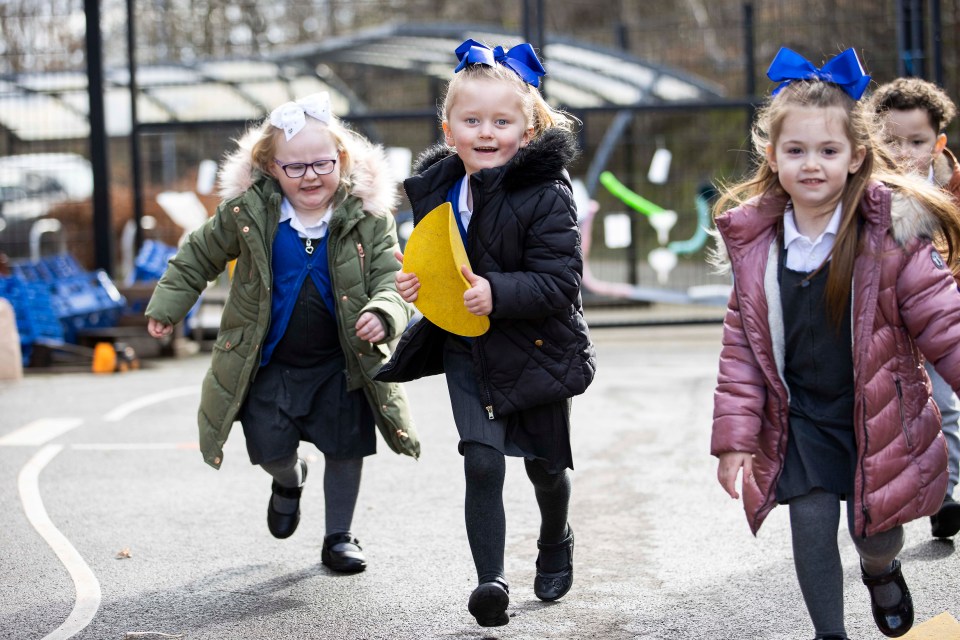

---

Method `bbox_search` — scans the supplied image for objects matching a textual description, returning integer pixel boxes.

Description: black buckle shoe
[861,559,914,638]
[534,525,574,601]
[267,459,307,539]
[931,494,960,538]
[468,578,509,627]
[321,532,367,573]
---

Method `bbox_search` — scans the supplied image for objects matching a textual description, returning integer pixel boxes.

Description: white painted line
[103,387,197,422]
[0,419,84,446]
[19,444,101,639]
[71,442,198,451]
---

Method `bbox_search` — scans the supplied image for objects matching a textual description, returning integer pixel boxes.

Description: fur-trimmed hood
[216,127,399,216]
[710,181,942,272]
[933,147,960,198]
[411,127,578,191]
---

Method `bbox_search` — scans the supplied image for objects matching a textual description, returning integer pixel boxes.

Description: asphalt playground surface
[1,321,958,639]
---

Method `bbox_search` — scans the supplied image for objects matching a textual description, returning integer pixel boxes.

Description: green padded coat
[145,134,419,469]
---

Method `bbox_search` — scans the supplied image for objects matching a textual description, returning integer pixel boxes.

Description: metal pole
[84,0,114,275]
[127,0,144,255]
[931,0,943,85]
[744,3,756,99]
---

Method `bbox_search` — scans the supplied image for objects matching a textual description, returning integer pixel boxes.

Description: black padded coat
[377,128,596,425]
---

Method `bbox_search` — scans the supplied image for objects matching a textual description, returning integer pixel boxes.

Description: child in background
[868,76,960,539]
[145,92,419,573]
[377,40,596,626]
[711,47,960,639]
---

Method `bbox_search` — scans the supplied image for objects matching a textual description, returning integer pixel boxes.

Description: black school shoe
[468,578,509,627]
[266,459,307,539]
[861,559,913,638]
[931,494,960,538]
[534,525,574,601]
[321,532,367,573]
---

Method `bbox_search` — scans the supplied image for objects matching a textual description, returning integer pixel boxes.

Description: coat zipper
[475,339,495,419]
[356,242,366,289]
[895,379,911,447]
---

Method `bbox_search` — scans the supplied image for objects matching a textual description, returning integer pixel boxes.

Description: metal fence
[2,0,958,324]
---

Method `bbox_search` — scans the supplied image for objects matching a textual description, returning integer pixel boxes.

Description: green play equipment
[598,170,711,255]
[598,171,665,216]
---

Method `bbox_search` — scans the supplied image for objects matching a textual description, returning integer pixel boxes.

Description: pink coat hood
[712,182,955,537]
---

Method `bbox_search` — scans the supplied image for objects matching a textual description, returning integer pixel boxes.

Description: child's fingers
[717,455,744,500]
[393,249,404,264]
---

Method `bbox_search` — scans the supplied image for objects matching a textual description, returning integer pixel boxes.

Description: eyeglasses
[274,158,337,178]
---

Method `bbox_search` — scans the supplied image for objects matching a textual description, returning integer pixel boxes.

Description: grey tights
[261,453,363,536]
[788,489,904,639]
[463,442,571,584]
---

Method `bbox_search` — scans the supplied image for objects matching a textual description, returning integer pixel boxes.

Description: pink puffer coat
[712,181,957,538]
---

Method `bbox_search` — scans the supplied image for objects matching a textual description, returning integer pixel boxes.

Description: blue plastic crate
[50,271,125,343]
[133,239,178,282]
[0,275,65,365]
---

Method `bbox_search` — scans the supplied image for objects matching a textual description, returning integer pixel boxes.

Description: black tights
[462,442,571,584]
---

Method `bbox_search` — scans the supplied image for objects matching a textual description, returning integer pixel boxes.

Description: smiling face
[766,105,866,222]
[442,76,533,176]
[880,107,947,176]
[268,119,341,218]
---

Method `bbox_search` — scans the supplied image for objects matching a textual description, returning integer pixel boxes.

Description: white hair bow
[269,92,332,141]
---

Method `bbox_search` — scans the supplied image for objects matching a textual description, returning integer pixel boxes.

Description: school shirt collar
[279,197,332,239]
[456,174,473,229]
[783,201,843,247]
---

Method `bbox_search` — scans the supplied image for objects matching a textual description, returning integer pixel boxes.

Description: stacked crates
[0,254,126,364]
[133,239,177,283]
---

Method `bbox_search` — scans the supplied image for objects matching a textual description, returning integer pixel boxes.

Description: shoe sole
[468,583,509,627]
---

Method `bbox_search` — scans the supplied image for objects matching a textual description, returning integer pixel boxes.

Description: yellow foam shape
[402,202,490,337]
[901,612,960,639]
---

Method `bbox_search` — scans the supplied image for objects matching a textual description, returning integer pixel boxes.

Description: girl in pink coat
[711,47,960,640]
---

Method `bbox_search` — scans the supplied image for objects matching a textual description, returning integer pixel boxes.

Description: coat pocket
[211,326,247,392]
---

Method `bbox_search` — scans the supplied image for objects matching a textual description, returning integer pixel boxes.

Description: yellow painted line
[19,444,101,639]
[103,387,197,422]
[0,419,83,446]
[902,612,960,639]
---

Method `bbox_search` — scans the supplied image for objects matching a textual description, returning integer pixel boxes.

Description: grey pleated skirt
[442,334,573,473]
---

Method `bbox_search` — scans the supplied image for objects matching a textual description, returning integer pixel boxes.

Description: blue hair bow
[454,39,546,88]
[766,47,871,100]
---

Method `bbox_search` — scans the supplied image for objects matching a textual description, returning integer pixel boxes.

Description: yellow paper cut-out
[402,202,490,337]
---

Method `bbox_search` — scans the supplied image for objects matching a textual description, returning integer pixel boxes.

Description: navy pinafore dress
[775,253,858,503]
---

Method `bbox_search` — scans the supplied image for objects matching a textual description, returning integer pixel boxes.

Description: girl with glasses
[145,92,420,573]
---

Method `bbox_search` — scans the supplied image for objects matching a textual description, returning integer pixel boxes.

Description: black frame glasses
[274,158,337,178]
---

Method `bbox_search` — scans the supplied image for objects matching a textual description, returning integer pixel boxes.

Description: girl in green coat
[145,92,419,573]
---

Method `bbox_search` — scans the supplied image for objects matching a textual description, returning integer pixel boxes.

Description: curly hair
[867,77,957,132]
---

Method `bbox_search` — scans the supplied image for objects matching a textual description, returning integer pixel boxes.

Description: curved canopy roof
[0,22,725,142]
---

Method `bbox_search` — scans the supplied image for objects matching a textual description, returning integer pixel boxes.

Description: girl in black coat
[377,39,596,627]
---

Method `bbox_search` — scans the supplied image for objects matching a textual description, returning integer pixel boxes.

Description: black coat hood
[411,127,579,193]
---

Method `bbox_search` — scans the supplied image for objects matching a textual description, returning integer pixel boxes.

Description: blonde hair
[247,114,361,195]
[440,61,575,139]
[715,79,960,326]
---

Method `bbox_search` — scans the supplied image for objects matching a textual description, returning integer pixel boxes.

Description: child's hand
[147,317,173,339]
[717,451,753,500]
[355,311,386,343]
[461,265,492,316]
[394,250,421,303]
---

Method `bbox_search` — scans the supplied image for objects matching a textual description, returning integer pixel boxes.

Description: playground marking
[103,386,197,422]
[0,418,84,446]
[902,612,960,639]
[71,442,199,451]
[19,444,101,639]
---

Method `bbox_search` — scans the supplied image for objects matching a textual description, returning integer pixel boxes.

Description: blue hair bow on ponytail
[454,39,547,88]
[766,47,871,100]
